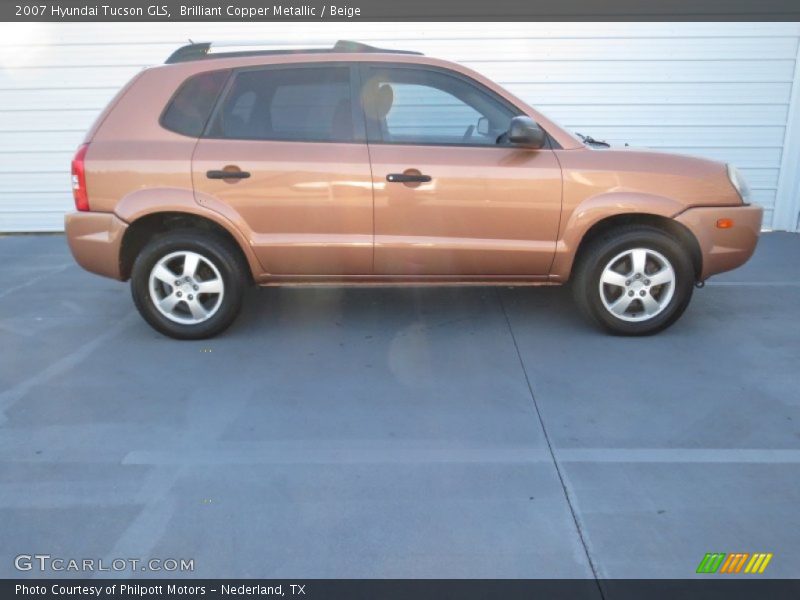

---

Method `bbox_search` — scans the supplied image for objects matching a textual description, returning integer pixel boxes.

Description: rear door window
[208,66,356,143]
[160,69,230,137]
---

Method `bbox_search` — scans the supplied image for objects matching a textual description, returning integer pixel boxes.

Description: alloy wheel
[148,251,225,324]
[598,247,676,322]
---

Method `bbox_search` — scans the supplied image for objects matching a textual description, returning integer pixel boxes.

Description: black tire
[130,230,246,340]
[571,225,695,336]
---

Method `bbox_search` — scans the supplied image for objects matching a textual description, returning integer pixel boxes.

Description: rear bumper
[64,212,128,280]
[674,204,763,281]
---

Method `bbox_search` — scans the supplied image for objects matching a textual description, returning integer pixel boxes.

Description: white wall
[1,22,799,232]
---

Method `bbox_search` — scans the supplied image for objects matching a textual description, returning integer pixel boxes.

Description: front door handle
[386,173,431,183]
[207,169,251,180]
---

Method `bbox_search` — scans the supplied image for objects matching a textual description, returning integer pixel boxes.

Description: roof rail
[165,40,423,64]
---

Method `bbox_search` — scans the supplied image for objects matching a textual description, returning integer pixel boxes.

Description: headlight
[727,164,751,203]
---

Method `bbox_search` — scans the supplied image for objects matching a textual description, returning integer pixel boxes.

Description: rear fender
[114,187,264,278]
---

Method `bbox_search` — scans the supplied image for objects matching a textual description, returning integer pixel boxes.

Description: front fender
[550,192,686,280]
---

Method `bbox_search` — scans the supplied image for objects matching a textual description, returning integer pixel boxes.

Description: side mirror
[476,117,490,136]
[507,116,546,149]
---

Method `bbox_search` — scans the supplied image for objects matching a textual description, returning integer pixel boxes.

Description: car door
[192,63,373,276]
[360,63,562,277]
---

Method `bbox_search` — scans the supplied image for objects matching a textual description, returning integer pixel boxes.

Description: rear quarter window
[160,69,230,137]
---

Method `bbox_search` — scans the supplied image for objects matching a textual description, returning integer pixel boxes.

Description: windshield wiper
[576,132,610,148]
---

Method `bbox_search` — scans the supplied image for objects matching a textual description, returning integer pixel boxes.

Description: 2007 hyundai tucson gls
[65,40,762,339]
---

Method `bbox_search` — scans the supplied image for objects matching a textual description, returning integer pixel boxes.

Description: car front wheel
[131,230,246,339]
[572,225,695,335]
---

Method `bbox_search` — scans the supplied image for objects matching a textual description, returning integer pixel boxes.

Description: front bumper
[674,203,763,281]
[64,212,128,280]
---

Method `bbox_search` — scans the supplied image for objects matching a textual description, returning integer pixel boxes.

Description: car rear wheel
[131,230,246,339]
[572,225,695,335]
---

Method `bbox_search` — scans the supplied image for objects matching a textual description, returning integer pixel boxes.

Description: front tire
[572,225,695,335]
[131,230,246,339]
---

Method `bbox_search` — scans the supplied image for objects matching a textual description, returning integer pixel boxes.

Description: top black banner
[4,0,800,21]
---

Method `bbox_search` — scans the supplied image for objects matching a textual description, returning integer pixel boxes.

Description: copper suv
[65,40,762,339]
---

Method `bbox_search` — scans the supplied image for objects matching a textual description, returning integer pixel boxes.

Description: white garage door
[1,22,799,232]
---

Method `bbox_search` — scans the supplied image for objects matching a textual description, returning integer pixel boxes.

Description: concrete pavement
[0,232,797,583]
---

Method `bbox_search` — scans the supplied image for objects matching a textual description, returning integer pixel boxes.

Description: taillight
[71,144,90,212]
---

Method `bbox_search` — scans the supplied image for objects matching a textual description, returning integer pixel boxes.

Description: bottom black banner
[5,579,800,600]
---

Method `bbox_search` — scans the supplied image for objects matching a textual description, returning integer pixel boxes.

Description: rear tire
[572,225,695,335]
[131,230,246,339]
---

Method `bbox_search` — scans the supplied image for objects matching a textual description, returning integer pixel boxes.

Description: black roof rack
[165,40,423,64]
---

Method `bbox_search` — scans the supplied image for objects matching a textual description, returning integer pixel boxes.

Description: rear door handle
[386,173,431,183]
[207,169,250,180]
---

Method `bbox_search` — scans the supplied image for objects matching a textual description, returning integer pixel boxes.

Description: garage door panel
[506,82,793,105]
[0,88,118,111]
[0,192,72,213]
[0,131,85,153]
[0,110,99,132]
[0,152,72,172]
[0,66,144,90]
[471,60,796,83]
[1,23,797,231]
[740,168,780,189]
[580,126,785,148]
[419,37,800,61]
[2,44,178,68]
[543,104,789,127]
[655,147,782,169]
[0,210,66,232]
[3,172,70,193]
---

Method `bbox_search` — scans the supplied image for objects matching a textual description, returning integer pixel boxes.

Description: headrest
[375,84,394,119]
